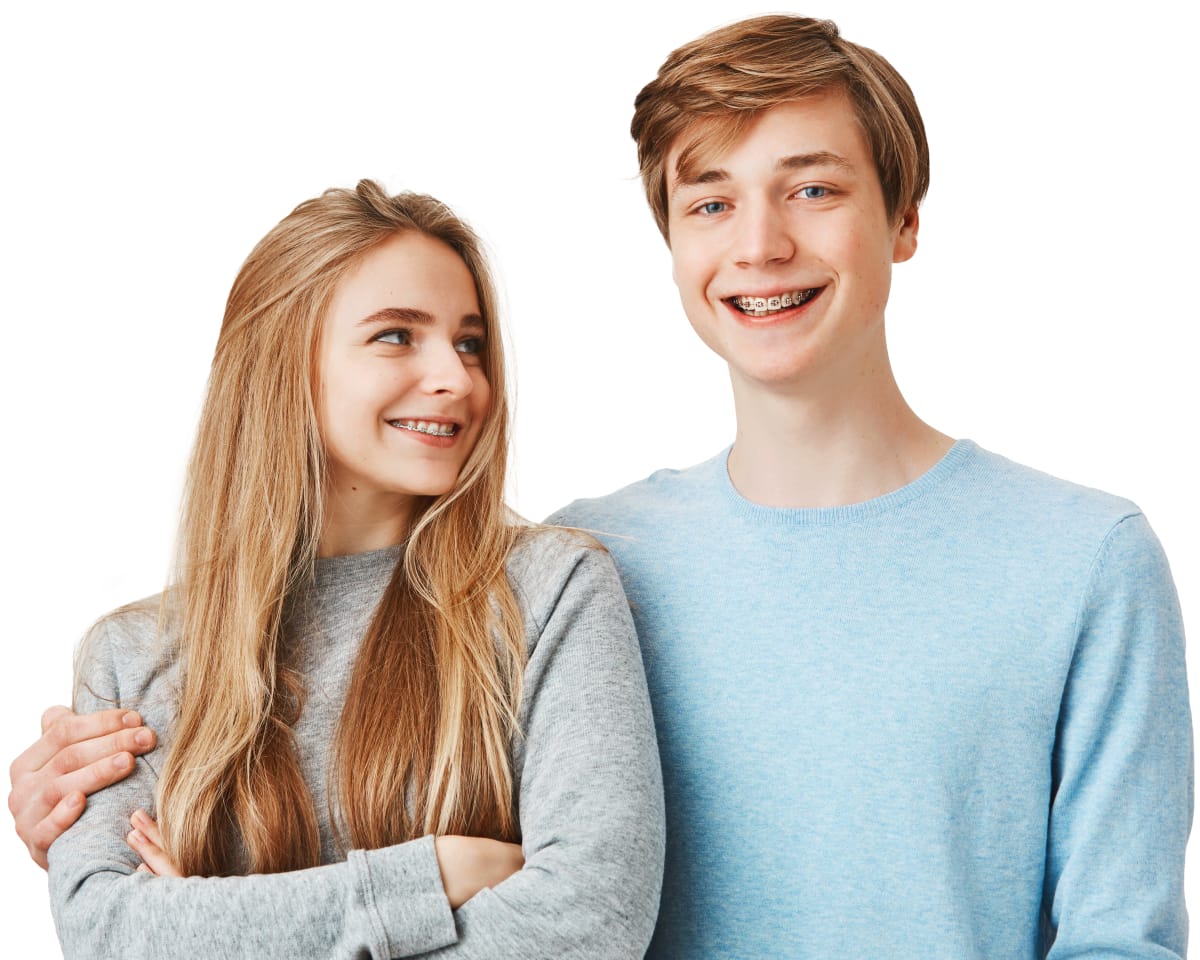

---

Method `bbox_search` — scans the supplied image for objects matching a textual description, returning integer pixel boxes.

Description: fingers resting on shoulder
[127,809,181,877]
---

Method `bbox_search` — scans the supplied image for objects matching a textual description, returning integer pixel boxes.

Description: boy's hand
[8,706,157,868]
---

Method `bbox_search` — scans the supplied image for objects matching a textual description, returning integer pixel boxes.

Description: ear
[892,206,919,263]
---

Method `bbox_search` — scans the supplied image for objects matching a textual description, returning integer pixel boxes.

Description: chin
[729,350,823,388]
[412,472,468,499]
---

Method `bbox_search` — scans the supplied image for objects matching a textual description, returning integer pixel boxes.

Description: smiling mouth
[388,419,459,437]
[727,287,822,317]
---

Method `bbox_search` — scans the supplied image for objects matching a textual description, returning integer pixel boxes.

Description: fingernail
[134,729,154,748]
[128,828,145,844]
[122,712,141,728]
[113,753,133,770]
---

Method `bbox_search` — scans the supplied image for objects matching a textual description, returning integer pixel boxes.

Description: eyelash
[373,329,485,356]
[688,185,832,217]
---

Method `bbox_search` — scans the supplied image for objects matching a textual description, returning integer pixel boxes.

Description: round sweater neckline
[314,542,403,590]
[716,439,977,526]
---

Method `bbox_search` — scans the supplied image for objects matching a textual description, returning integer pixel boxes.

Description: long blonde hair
[154,180,524,875]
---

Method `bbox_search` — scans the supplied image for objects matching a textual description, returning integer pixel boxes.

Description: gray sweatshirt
[49,529,665,959]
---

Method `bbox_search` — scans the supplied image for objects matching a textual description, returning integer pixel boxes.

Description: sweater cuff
[351,836,457,957]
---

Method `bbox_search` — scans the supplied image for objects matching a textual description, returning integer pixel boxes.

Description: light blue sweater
[550,440,1191,959]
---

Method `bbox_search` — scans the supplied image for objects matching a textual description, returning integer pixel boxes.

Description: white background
[2,0,1196,952]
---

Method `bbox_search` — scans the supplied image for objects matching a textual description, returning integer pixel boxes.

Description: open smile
[725,287,823,318]
[388,418,460,437]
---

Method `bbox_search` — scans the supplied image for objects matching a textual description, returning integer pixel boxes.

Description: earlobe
[892,206,919,263]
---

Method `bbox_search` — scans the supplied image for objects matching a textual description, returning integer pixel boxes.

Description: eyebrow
[671,151,854,198]
[777,151,853,173]
[356,307,485,330]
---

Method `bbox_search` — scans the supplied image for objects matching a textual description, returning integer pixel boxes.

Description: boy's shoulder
[962,444,1144,536]
[548,441,1149,547]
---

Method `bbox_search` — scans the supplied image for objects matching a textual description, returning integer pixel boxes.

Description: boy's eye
[799,186,827,200]
[374,329,410,345]
[697,201,727,216]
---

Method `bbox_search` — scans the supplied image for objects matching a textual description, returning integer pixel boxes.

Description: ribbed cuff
[352,836,457,958]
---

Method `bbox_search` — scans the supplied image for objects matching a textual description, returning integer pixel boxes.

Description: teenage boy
[561,16,1191,956]
[9,14,1192,958]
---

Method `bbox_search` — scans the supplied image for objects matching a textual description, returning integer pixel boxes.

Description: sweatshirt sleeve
[48,616,458,960]
[50,539,664,960]
[1043,513,1193,957]
[413,539,665,959]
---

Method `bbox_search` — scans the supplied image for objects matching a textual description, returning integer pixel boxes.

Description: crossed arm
[10,708,521,908]
[16,545,665,959]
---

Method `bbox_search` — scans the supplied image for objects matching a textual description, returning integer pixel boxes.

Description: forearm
[50,831,456,960]
[55,616,459,959]
[419,823,663,960]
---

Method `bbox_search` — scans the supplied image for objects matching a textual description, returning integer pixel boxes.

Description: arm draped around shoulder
[48,540,665,960]
[1042,513,1193,957]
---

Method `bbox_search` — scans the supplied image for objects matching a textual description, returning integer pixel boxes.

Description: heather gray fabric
[49,528,664,959]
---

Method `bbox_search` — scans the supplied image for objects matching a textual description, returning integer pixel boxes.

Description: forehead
[666,90,869,193]
[328,232,479,324]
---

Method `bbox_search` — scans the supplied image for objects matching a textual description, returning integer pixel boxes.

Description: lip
[386,415,465,448]
[722,285,826,328]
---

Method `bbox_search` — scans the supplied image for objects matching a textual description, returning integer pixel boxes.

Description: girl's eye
[374,329,410,346]
[456,337,484,356]
[696,201,727,216]
[799,186,828,200]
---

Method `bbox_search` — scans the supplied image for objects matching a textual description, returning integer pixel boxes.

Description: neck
[318,487,416,557]
[727,351,952,509]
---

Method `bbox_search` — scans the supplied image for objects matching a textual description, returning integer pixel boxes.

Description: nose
[419,341,475,397]
[732,200,794,268]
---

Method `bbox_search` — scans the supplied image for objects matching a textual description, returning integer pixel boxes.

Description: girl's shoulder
[505,523,625,633]
[75,593,182,727]
[506,522,605,583]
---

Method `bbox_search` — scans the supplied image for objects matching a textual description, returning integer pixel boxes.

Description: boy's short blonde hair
[632,15,930,241]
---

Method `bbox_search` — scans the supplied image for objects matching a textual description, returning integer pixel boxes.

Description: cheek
[669,241,705,298]
[470,371,492,422]
[318,364,396,445]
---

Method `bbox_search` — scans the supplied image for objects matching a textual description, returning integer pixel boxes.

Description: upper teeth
[394,420,456,436]
[732,289,817,316]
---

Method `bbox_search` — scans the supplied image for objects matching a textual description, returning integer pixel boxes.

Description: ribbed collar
[716,439,977,526]
[313,542,403,592]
